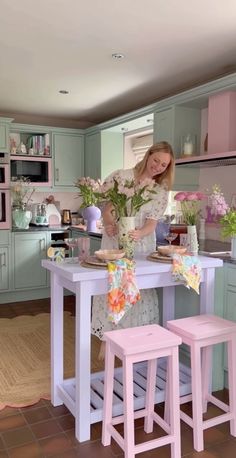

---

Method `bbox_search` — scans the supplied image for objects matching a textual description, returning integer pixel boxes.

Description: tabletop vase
[82,205,101,233]
[187,225,199,256]
[118,216,136,259]
[12,208,32,230]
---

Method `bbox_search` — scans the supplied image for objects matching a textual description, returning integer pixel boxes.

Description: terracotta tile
[39,432,72,456]
[20,399,46,411]
[0,414,26,431]
[56,449,80,457]
[56,414,75,431]
[2,426,34,448]
[0,451,9,458]
[47,404,70,417]
[0,407,20,419]
[0,437,4,450]
[7,442,44,458]
[31,418,62,439]
[23,406,52,424]
[74,440,115,457]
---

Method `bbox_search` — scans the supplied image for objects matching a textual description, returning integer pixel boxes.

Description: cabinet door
[85,132,101,179]
[14,233,47,289]
[0,247,9,291]
[153,108,174,145]
[53,133,84,186]
[90,236,101,254]
[0,124,8,152]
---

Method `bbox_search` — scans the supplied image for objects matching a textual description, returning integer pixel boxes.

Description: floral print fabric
[107,259,140,324]
[172,254,201,294]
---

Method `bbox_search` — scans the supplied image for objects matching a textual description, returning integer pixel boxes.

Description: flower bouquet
[75,177,102,208]
[101,175,157,219]
[11,176,35,210]
[174,191,206,226]
[174,191,206,255]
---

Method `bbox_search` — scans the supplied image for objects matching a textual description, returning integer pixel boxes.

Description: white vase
[231,236,236,260]
[187,225,199,256]
[118,216,136,259]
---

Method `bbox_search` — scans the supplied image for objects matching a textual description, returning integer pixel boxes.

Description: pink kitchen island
[42,255,223,442]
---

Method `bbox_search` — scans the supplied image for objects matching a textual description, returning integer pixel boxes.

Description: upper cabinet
[153,106,201,158]
[0,118,13,153]
[208,91,236,154]
[85,130,123,180]
[52,131,84,187]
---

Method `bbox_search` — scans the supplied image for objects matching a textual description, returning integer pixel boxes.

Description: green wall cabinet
[85,130,123,180]
[0,247,10,291]
[0,117,13,153]
[13,232,47,290]
[53,132,84,187]
[223,264,236,384]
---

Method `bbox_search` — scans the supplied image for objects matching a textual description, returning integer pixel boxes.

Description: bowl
[95,249,125,261]
[157,245,187,257]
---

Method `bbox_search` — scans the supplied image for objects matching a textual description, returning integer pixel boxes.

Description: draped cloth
[172,254,201,294]
[107,259,141,324]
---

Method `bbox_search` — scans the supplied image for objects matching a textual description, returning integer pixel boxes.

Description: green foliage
[220,209,236,237]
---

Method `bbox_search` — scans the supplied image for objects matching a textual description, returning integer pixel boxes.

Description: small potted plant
[220,209,236,259]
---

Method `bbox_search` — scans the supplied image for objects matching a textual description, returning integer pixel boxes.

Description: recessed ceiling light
[112,53,125,60]
[146,118,153,124]
[121,127,128,132]
[59,90,69,94]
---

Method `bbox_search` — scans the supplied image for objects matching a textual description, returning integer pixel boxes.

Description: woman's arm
[129,218,157,241]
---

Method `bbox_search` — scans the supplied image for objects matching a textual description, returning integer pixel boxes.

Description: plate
[147,252,172,263]
[84,255,107,267]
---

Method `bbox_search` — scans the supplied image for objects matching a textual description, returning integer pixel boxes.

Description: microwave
[10,155,52,186]
[0,164,10,188]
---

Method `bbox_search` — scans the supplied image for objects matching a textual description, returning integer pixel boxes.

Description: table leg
[162,286,175,327]
[200,268,215,314]
[51,272,64,406]
[75,281,92,442]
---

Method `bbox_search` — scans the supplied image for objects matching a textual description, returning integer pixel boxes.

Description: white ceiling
[1,0,236,128]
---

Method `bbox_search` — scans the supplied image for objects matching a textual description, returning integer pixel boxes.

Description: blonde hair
[134,141,175,190]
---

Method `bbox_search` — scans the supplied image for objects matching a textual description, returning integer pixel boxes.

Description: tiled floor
[0,297,236,457]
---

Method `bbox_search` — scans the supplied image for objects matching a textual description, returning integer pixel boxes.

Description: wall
[30,191,83,214]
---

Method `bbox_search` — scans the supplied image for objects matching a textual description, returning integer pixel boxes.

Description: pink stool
[102,324,182,458]
[167,314,236,452]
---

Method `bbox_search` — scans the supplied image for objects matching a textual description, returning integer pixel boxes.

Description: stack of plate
[148,245,187,263]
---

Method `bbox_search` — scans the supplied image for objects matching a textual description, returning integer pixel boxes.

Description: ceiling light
[59,90,69,94]
[112,53,125,60]
[121,127,128,132]
[146,118,153,124]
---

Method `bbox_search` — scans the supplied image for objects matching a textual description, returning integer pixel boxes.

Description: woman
[91,141,175,357]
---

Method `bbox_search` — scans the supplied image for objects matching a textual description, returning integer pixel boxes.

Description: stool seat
[102,324,182,458]
[167,314,236,341]
[167,314,236,452]
[104,324,181,355]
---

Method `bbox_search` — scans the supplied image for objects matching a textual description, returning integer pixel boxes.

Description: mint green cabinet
[0,247,9,291]
[154,106,201,158]
[0,117,13,153]
[0,230,11,292]
[90,235,101,254]
[85,130,123,180]
[13,232,47,289]
[223,264,236,381]
[53,132,84,187]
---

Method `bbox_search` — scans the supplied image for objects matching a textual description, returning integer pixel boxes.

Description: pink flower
[174,192,188,201]
[174,191,206,225]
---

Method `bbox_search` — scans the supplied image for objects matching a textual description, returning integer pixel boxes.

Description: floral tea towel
[172,254,201,294]
[107,258,141,324]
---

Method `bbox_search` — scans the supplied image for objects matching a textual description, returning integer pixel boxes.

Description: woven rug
[0,312,102,410]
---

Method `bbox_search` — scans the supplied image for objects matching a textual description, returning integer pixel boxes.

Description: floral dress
[91,168,169,340]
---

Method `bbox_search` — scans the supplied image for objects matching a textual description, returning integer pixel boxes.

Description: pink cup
[78,237,90,261]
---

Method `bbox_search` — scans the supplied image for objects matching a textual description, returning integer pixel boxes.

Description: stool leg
[144,358,157,433]
[191,342,204,452]
[102,341,115,446]
[169,347,181,458]
[202,345,212,413]
[228,334,236,436]
[123,356,135,458]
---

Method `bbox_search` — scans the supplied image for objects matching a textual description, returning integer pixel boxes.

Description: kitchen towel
[107,258,140,324]
[172,254,201,293]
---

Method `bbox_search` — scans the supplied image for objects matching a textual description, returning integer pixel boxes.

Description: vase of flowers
[174,191,206,255]
[11,177,35,229]
[102,175,157,257]
[220,209,236,259]
[75,177,102,232]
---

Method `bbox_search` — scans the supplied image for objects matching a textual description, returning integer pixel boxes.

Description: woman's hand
[129,229,143,241]
[104,223,118,237]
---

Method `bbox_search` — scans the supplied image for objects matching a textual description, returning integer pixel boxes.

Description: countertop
[11,224,103,237]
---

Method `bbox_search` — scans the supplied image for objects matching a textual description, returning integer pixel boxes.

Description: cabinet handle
[39,239,46,252]
[55,168,59,182]
[0,253,6,267]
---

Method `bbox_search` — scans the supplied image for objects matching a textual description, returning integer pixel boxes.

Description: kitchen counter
[12,225,71,232]
[198,238,236,264]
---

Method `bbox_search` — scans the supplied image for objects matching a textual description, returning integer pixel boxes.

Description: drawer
[0,230,10,245]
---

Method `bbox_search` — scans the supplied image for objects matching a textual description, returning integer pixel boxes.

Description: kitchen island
[42,255,222,442]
